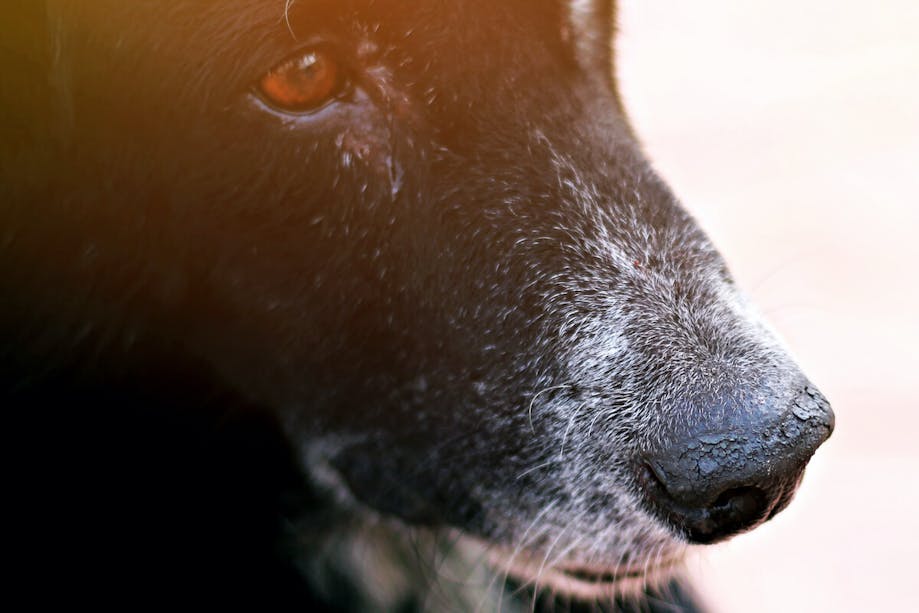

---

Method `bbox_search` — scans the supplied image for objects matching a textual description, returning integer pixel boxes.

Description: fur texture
[1,1,830,610]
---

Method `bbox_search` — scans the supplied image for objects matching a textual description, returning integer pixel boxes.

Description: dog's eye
[257,49,344,113]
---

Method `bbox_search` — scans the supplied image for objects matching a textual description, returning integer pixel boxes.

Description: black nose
[637,386,834,544]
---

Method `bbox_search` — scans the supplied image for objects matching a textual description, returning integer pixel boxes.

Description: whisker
[528,384,572,433]
[558,402,587,461]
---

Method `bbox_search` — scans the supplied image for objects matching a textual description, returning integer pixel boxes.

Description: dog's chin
[482,545,685,601]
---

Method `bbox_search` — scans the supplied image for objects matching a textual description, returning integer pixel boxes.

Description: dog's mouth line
[556,565,648,584]
[482,545,684,597]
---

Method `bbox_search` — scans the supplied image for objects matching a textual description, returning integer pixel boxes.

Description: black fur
[2,1,830,610]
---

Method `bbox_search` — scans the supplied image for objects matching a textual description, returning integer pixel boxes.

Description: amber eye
[258,49,343,112]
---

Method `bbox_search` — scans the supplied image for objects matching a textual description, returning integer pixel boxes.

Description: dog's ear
[563,0,616,81]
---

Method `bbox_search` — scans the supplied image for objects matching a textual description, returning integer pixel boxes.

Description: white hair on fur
[460,140,800,600]
[268,4,805,605]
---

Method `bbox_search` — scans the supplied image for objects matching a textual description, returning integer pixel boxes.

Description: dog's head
[6,0,833,599]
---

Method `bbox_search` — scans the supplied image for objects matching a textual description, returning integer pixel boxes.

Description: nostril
[674,485,769,544]
[706,486,767,535]
[712,486,763,514]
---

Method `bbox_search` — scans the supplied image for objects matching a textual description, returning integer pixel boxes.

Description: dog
[1,1,834,610]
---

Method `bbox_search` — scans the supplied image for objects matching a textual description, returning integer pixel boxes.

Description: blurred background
[616,0,918,610]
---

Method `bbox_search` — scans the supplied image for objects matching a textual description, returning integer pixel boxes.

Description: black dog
[1,1,833,610]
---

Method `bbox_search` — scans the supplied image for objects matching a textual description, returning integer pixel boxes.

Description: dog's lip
[483,545,684,598]
[554,563,650,583]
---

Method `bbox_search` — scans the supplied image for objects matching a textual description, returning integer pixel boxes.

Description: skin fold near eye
[258,50,341,112]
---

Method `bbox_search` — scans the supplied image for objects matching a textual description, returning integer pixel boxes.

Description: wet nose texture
[637,387,834,544]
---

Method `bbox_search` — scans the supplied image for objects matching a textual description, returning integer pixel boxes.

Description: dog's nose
[637,386,834,543]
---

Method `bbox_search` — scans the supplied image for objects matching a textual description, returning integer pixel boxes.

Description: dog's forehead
[277,0,586,57]
[60,0,614,87]
[72,0,567,28]
[68,0,609,50]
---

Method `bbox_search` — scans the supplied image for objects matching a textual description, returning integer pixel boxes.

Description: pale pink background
[617,1,919,611]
